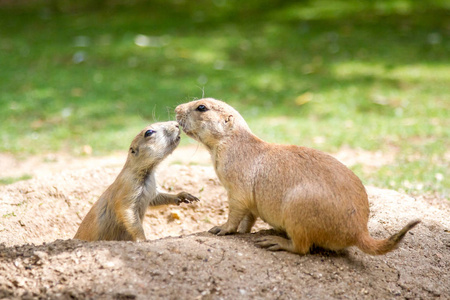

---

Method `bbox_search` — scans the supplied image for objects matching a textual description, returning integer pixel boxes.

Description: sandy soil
[0,146,449,299]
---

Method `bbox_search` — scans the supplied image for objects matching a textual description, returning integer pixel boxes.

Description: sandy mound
[0,148,449,299]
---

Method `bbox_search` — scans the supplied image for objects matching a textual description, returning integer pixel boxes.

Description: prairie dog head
[175,98,251,148]
[128,121,180,166]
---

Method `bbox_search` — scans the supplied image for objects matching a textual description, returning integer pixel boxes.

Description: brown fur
[74,121,199,242]
[175,98,420,255]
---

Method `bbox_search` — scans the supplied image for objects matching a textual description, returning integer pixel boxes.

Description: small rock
[168,210,181,222]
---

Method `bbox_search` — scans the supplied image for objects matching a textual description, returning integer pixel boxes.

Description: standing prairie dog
[74,121,199,242]
[175,98,420,255]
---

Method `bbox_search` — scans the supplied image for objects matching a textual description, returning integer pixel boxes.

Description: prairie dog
[74,121,199,242]
[175,98,419,255]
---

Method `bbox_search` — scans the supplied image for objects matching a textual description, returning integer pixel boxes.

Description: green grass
[0,174,33,185]
[0,0,449,198]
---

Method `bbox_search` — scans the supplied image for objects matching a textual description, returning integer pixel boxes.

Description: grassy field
[0,0,449,198]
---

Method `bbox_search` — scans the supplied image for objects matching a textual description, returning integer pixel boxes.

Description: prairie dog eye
[196,105,208,112]
[144,130,155,137]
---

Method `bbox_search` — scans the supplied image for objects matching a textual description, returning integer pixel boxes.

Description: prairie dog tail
[357,220,421,255]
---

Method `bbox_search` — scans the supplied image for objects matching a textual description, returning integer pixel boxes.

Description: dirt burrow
[0,147,449,299]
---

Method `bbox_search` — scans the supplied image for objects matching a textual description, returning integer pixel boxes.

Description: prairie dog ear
[225,114,234,124]
[130,147,139,156]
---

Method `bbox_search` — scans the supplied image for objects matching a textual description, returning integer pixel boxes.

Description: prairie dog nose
[166,120,178,127]
[167,121,180,133]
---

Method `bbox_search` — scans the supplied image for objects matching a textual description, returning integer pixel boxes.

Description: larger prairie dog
[175,98,419,255]
[74,121,199,242]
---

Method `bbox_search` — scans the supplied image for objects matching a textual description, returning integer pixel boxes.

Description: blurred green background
[0,0,449,198]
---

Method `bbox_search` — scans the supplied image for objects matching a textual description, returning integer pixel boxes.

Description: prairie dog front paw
[175,192,200,205]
